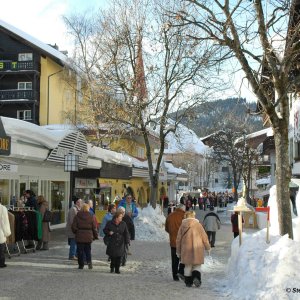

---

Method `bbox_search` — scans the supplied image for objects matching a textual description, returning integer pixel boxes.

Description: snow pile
[135,205,168,242]
[224,185,300,300]
[226,231,300,300]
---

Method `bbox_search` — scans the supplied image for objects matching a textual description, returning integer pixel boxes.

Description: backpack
[43,209,52,222]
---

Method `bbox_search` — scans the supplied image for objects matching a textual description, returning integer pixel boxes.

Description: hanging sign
[0,118,11,156]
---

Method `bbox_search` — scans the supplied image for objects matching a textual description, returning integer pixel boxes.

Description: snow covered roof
[256,176,271,185]
[2,117,73,148]
[164,162,187,175]
[0,20,69,66]
[153,119,208,155]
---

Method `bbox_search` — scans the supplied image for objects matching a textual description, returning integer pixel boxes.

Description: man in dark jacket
[165,203,185,281]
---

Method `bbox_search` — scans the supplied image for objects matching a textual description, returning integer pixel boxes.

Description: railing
[0,89,37,100]
[0,60,39,71]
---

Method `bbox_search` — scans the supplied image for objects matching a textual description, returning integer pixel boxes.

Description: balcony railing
[0,60,39,71]
[0,89,37,100]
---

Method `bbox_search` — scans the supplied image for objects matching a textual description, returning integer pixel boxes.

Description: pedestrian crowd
[66,193,137,273]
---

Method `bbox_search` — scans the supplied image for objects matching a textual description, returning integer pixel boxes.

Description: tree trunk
[274,128,293,238]
[149,172,159,209]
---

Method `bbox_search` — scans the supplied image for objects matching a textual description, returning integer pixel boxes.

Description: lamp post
[47,69,63,125]
[64,154,79,208]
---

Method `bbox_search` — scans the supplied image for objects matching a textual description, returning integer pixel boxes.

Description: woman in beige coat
[37,195,50,250]
[176,210,211,287]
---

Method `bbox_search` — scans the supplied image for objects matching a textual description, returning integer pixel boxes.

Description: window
[221,166,229,172]
[18,82,32,90]
[215,178,219,183]
[17,110,31,120]
[18,53,33,61]
[137,147,145,159]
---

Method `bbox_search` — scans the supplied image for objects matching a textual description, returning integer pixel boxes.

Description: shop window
[17,110,32,120]
[18,53,33,61]
[0,179,10,205]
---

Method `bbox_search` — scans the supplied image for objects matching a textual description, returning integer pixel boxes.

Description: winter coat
[118,198,138,219]
[231,213,244,233]
[203,212,221,232]
[165,208,185,247]
[122,214,135,240]
[66,205,80,238]
[38,201,50,242]
[99,212,114,237]
[103,219,130,258]
[71,211,98,244]
[176,218,210,265]
[0,204,11,244]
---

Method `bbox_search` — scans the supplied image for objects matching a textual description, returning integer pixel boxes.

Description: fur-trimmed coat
[0,204,11,244]
[176,218,210,265]
[165,208,185,247]
[38,201,50,242]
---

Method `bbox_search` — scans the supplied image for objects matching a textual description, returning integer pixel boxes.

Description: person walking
[36,195,51,250]
[72,203,98,269]
[176,210,211,288]
[99,203,116,237]
[117,206,135,266]
[0,197,11,268]
[203,205,221,247]
[231,212,244,238]
[118,194,138,221]
[103,210,130,274]
[165,203,186,281]
[66,197,82,260]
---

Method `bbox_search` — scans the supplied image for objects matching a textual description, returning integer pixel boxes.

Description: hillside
[177,98,264,137]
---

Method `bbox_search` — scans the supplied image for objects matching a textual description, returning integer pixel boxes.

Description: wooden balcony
[0,60,40,72]
[0,89,38,101]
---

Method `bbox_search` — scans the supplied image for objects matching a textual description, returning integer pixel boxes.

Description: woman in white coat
[0,198,11,268]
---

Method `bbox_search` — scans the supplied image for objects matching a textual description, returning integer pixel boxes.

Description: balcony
[0,89,38,101]
[0,60,40,72]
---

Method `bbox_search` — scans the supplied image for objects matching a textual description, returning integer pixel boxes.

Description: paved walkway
[0,207,256,300]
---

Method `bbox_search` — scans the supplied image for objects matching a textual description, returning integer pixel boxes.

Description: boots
[36,240,43,250]
[192,271,201,287]
[41,242,49,250]
[184,276,193,287]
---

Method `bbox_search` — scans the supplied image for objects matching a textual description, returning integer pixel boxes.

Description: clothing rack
[7,207,37,255]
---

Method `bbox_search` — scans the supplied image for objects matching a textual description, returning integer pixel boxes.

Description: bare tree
[64,0,221,208]
[172,0,298,238]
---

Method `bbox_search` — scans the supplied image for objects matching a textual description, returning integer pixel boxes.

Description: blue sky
[1,0,257,101]
[1,0,107,53]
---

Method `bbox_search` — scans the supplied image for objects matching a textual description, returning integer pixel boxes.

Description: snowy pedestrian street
[0,207,240,300]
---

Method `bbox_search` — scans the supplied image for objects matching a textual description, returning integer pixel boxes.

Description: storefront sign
[0,118,11,156]
[0,163,18,173]
[75,178,97,188]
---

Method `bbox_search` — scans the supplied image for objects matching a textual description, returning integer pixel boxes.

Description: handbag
[43,209,52,222]
[103,235,111,246]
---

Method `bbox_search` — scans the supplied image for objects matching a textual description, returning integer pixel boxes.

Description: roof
[0,20,69,66]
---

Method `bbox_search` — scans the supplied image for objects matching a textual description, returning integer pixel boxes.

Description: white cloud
[1,0,71,52]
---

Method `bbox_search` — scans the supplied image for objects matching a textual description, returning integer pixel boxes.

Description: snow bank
[226,230,300,300]
[135,205,168,242]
